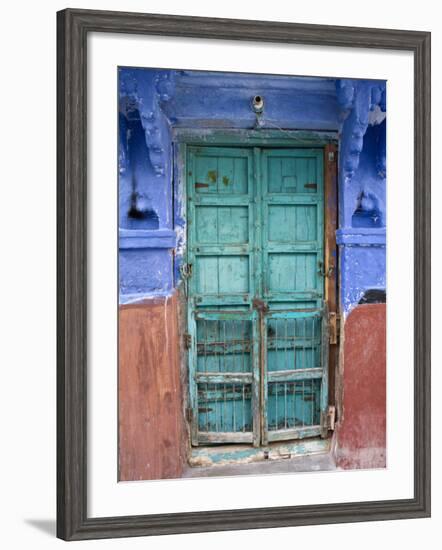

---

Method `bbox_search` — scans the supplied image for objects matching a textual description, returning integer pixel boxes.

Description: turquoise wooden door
[186,146,327,447]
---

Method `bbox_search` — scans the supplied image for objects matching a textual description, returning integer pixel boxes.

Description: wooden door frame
[324,142,338,408]
[174,128,339,442]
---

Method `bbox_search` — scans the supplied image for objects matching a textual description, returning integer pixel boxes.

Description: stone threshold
[187,436,332,471]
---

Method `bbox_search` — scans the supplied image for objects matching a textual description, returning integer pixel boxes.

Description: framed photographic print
[57,8,431,541]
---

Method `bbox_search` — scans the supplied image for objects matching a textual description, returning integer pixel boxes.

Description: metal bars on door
[188,310,260,446]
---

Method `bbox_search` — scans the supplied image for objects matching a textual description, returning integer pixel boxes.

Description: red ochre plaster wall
[118,294,186,481]
[119,296,386,478]
[334,303,386,469]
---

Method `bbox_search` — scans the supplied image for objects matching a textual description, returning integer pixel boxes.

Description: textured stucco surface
[334,303,387,469]
[118,296,186,481]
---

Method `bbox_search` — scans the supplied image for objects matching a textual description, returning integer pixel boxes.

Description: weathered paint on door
[186,146,327,447]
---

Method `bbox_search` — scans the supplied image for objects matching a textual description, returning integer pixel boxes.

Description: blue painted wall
[335,79,386,313]
[118,68,386,315]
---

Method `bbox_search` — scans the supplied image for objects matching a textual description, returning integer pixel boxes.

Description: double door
[186,145,328,447]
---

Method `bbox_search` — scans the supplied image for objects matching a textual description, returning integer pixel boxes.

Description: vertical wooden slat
[324,143,338,407]
[259,311,267,445]
[186,149,199,445]
[253,147,264,446]
[320,302,330,437]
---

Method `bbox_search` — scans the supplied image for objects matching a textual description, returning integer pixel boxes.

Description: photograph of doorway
[118,67,386,480]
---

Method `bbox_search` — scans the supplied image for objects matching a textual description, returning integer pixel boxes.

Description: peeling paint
[189,438,331,468]
[207,170,217,183]
[334,303,386,469]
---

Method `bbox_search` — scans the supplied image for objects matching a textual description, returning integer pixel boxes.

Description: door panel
[268,204,318,242]
[194,150,249,195]
[195,255,250,294]
[266,315,322,372]
[188,146,255,309]
[261,149,325,443]
[262,309,327,444]
[187,145,328,446]
[266,153,319,194]
[195,205,249,244]
[262,148,324,307]
[187,147,259,446]
[190,311,260,446]
[267,253,318,292]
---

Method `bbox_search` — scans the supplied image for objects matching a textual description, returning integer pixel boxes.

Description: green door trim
[185,145,261,447]
[173,127,338,147]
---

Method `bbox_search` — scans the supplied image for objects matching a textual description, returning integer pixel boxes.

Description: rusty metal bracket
[184,333,192,350]
[185,407,193,423]
[327,405,336,431]
[304,182,317,190]
[180,263,193,299]
[320,406,336,437]
[252,298,269,313]
[318,260,335,278]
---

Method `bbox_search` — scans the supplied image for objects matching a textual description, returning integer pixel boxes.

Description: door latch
[180,263,193,279]
[252,298,269,313]
[318,261,334,278]
[320,406,336,437]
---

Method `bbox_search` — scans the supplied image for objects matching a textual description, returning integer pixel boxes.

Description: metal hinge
[318,261,335,278]
[184,333,192,349]
[320,405,336,437]
[180,263,193,279]
[326,406,336,431]
[329,312,340,345]
[185,407,193,423]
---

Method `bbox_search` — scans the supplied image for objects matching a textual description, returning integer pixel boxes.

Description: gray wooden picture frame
[57,8,431,541]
